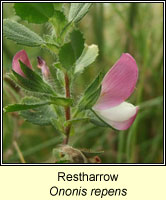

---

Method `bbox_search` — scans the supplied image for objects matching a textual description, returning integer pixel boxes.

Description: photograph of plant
[3,3,163,163]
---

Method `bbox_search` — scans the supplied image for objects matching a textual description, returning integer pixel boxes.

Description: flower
[37,56,50,79]
[93,53,139,130]
[12,50,33,77]
[12,50,50,80]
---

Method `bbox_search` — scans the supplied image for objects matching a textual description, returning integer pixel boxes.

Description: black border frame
[1,1,165,166]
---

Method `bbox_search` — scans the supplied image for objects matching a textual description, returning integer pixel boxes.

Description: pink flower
[12,50,33,77]
[93,53,139,130]
[37,56,50,79]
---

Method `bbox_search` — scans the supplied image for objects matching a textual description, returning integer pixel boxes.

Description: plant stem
[63,72,71,144]
[13,141,26,163]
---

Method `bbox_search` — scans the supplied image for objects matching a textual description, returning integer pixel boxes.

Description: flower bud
[37,56,50,79]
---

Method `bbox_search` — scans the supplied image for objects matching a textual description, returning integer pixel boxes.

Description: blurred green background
[3,3,163,163]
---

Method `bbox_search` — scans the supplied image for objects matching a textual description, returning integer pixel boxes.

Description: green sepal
[84,72,104,96]
[79,86,101,110]
[78,72,104,110]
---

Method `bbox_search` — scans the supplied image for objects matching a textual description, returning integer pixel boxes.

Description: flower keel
[94,102,139,130]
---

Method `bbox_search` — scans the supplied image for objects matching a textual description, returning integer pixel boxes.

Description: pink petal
[94,53,138,110]
[37,56,50,79]
[12,50,32,77]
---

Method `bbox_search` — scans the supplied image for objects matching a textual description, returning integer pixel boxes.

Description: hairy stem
[63,73,71,144]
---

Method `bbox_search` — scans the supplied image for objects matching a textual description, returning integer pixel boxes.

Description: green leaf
[53,3,64,11]
[78,72,103,110]
[74,44,99,74]
[59,42,75,70]
[3,101,50,113]
[70,29,85,60]
[68,3,92,23]
[4,96,73,113]
[14,3,54,24]
[49,10,68,39]
[3,19,44,47]
[19,61,44,83]
[12,70,43,93]
[20,97,57,126]
[12,61,54,95]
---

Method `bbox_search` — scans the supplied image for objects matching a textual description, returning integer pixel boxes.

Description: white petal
[93,102,137,123]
